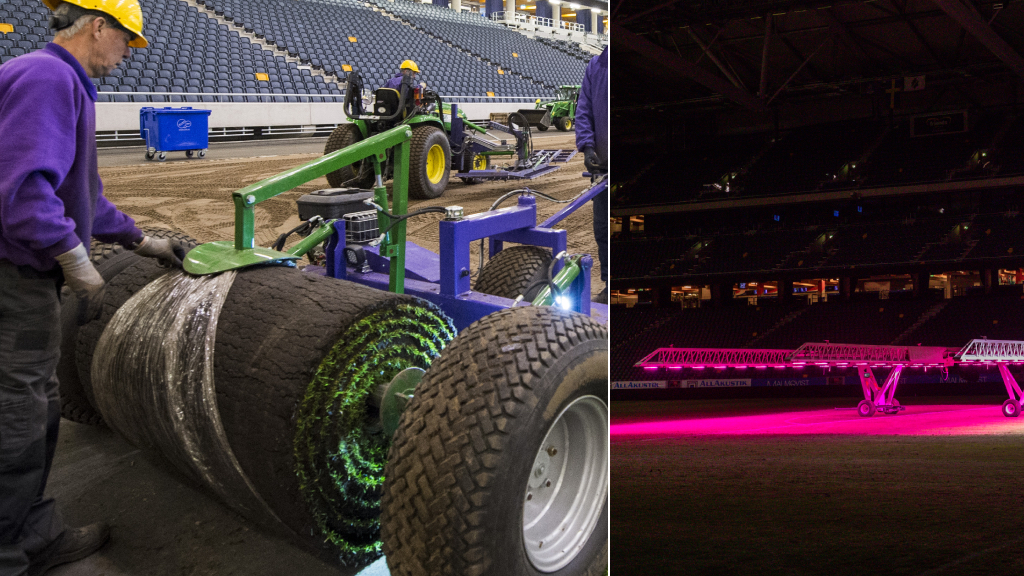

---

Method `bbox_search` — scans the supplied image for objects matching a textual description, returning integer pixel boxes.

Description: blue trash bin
[139,107,212,161]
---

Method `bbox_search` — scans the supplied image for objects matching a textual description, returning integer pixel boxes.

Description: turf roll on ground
[83,259,455,565]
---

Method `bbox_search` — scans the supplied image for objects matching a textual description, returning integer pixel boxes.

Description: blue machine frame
[310,179,608,331]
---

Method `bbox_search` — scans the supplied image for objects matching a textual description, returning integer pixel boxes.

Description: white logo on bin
[177,119,192,130]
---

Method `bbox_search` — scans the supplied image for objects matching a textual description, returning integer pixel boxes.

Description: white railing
[559,19,586,33]
[489,11,587,32]
[97,91,547,104]
[97,90,343,103]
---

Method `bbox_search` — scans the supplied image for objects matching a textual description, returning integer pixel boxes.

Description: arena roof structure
[611,0,1024,116]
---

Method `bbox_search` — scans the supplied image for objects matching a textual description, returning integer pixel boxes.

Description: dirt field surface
[612,397,1024,576]
[98,132,604,300]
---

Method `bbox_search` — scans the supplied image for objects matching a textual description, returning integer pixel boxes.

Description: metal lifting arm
[183,125,412,277]
[232,125,413,250]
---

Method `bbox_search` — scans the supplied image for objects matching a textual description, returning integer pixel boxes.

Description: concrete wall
[95,101,540,132]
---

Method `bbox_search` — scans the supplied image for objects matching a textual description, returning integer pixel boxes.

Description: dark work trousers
[0,262,66,576]
[592,186,608,283]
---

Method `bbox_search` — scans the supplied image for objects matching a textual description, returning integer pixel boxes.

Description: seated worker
[385,59,421,92]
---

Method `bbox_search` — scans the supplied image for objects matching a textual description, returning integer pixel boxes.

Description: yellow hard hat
[400,60,419,73]
[43,0,148,48]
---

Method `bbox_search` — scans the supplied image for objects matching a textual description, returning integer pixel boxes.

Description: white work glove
[134,236,186,268]
[55,243,106,326]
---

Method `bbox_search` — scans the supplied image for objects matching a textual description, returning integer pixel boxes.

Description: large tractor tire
[324,124,375,188]
[473,245,552,301]
[381,306,608,576]
[555,115,573,132]
[66,255,455,565]
[409,125,451,200]
[57,227,197,426]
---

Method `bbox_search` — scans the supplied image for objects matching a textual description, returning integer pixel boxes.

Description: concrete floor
[47,421,368,576]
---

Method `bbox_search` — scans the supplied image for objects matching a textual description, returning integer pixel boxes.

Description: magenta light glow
[668,366,683,370]
[643,366,658,371]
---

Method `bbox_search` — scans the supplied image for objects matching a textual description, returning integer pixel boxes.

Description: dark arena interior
[0,0,611,573]
[611,0,1024,574]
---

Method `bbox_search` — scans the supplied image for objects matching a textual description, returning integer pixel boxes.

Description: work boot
[593,286,608,304]
[28,523,110,576]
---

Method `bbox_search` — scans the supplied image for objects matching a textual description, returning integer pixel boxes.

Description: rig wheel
[1003,399,1020,418]
[473,245,552,301]
[857,400,876,418]
[382,306,608,576]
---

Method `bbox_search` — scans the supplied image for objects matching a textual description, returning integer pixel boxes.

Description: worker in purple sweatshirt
[575,46,608,303]
[0,1,184,575]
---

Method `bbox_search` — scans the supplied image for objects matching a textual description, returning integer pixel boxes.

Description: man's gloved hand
[55,244,106,326]
[583,146,602,173]
[134,236,186,268]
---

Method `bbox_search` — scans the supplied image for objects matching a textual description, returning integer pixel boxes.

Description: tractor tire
[381,306,608,576]
[556,116,572,132]
[74,260,455,565]
[408,125,450,200]
[58,227,197,426]
[324,124,375,188]
[473,245,552,301]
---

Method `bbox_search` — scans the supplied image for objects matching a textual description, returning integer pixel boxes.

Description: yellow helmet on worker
[42,0,148,48]
[400,60,420,73]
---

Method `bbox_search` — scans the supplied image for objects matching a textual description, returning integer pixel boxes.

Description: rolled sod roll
[78,258,455,565]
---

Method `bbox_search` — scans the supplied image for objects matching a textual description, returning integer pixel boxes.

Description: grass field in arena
[611,396,1024,576]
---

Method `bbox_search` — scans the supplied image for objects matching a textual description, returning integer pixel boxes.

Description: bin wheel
[857,400,876,417]
[158,152,166,161]
[186,150,194,158]
[198,149,207,158]
[145,150,154,160]
[381,306,608,575]
[1002,399,1020,418]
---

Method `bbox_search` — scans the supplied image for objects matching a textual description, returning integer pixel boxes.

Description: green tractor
[518,84,581,132]
[323,71,490,200]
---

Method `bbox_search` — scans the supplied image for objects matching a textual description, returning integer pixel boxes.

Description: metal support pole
[759,14,772,99]
[998,364,1024,403]
[879,365,903,406]
[857,366,879,404]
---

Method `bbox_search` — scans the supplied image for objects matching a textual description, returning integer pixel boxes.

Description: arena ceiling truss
[610,0,1024,113]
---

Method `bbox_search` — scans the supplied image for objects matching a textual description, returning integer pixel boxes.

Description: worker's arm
[574,59,597,153]
[0,62,84,261]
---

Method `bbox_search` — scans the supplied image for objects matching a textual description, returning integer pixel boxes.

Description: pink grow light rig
[634,340,1024,417]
